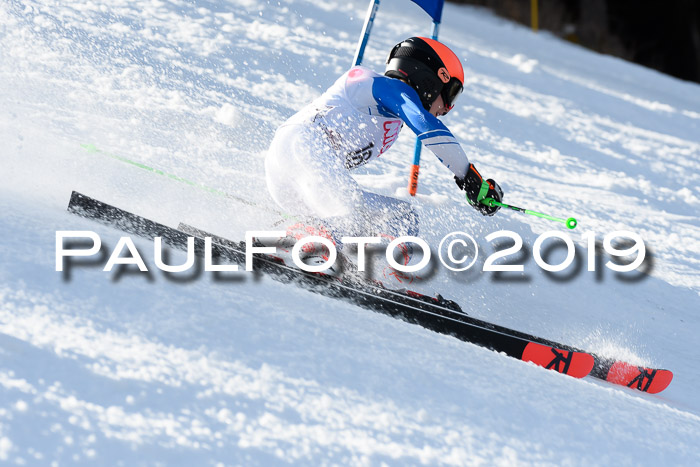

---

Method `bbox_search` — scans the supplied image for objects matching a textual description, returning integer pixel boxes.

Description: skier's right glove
[455,163,503,216]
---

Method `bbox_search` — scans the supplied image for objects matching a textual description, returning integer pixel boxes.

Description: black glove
[455,164,503,216]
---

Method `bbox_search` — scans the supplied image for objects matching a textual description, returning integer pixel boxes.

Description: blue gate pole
[353,0,381,66]
[408,21,440,196]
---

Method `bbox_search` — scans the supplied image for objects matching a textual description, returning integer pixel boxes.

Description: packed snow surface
[1,0,699,464]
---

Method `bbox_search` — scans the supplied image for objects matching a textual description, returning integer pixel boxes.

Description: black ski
[66,191,673,392]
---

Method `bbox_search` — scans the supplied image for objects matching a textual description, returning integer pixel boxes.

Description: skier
[263,37,503,276]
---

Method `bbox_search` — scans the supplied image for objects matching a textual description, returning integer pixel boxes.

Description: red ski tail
[605,361,673,394]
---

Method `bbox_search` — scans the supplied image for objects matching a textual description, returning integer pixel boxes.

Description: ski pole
[80,143,291,217]
[480,197,578,229]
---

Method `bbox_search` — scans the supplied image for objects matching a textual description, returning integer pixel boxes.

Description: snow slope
[1,0,699,464]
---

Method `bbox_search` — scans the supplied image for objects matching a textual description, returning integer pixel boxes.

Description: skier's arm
[373,77,469,178]
[373,77,503,216]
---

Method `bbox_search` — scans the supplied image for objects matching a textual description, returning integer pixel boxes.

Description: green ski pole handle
[480,197,578,230]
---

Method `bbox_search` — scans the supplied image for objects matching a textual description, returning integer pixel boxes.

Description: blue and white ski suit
[265,66,470,238]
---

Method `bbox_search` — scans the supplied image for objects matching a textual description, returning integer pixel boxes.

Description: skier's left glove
[455,164,503,216]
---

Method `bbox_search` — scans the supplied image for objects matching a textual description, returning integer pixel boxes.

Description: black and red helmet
[385,37,464,112]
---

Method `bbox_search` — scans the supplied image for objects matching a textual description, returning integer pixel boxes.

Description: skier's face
[429,95,448,117]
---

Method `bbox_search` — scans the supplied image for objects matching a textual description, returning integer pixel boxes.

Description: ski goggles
[441,77,463,111]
